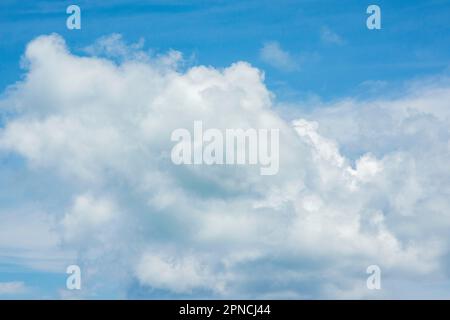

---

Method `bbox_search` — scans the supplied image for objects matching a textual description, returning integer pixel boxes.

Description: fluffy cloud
[1,33,450,298]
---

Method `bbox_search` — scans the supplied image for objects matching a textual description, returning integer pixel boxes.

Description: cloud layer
[0,282,28,296]
[1,34,450,298]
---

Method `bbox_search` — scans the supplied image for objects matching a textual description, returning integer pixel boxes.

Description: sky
[0,0,450,299]
[1,0,450,100]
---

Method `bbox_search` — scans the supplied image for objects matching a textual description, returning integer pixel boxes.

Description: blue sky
[1,0,450,100]
[1,0,450,299]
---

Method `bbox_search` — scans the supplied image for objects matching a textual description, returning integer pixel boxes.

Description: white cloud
[83,33,183,69]
[62,194,121,244]
[259,41,299,72]
[0,34,450,298]
[320,26,344,45]
[84,33,146,60]
[135,251,226,294]
[0,282,28,295]
[0,210,72,272]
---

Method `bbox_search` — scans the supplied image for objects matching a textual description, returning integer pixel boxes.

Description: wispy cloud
[0,282,28,295]
[259,41,299,72]
[320,26,344,45]
[2,34,450,299]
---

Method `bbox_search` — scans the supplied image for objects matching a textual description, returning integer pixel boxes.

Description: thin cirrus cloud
[1,34,450,298]
[259,41,300,72]
[320,26,344,45]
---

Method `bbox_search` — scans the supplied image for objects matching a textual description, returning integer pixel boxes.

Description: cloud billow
[0,34,450,299]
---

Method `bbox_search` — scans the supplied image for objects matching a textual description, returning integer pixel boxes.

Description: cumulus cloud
[62,194,121,245]
[259,41,299,72]
[135,252,226,294]
[0,33,450,298]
